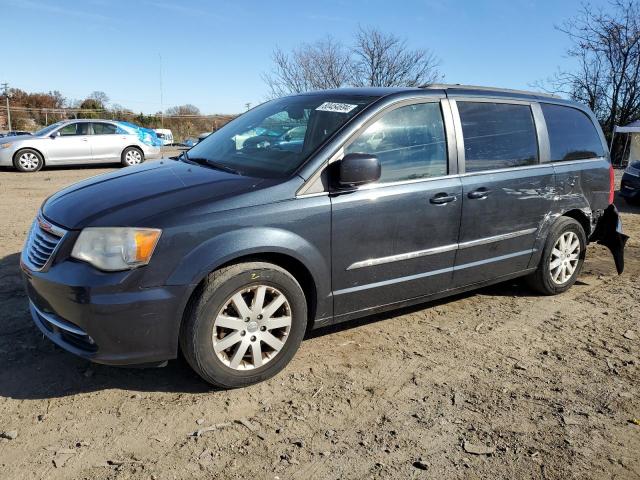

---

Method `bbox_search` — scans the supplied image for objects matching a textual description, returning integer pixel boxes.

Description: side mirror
[336,153,381,188]
[50,131,60,139]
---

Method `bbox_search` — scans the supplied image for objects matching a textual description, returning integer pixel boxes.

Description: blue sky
[1,0,611,114]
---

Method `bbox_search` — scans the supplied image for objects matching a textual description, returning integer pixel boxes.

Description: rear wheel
[121,147,144,167]
[13,149,44,172]
[527,217,586,295]
[180,262,307,388]
[623,196,640,206]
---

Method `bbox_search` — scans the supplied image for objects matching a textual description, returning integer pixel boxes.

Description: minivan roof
[300,84,568,104]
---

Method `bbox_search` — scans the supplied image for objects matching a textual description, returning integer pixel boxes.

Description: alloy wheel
[18,152,40,171]
[549,231,580,285]
[125,150,142,165]
[212,285,292,370]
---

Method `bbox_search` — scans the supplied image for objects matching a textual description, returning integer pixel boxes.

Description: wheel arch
[169,227,331,339]
[528,207,592,269]
[13,146,46,166]
[561,208,592,239]
[121,145,144,158]
[180,252,319,337]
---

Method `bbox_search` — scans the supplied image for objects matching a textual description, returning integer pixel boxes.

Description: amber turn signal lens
[134,230,161,262]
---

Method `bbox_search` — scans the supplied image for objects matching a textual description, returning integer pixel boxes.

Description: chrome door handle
[468,188,491,199]
[430,193,457,204]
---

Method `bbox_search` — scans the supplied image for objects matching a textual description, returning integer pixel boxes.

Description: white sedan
[0,120,162,172]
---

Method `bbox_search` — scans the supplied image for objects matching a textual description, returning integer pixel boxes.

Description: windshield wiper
[181,151,242,175]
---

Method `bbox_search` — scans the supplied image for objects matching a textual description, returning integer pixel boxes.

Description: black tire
[623,196,640,206]
[180,262,307,388]
[527,217,587,295]
[13,148,44,172]
[121,147,144,167]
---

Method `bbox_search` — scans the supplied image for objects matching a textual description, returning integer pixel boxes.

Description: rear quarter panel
[552,158,611,221]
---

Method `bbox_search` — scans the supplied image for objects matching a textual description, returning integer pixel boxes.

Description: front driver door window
[345,102,448,183]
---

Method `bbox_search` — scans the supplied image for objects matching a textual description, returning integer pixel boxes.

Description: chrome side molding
[347,228,537,270]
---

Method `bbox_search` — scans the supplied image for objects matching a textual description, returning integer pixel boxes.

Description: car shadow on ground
[0,250,543,400]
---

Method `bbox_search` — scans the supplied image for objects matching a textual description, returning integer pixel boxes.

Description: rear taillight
[609,164,615,204]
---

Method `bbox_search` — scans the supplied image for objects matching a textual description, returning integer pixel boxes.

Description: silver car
[0,120,161,172]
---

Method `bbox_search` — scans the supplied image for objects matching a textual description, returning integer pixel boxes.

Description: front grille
[24,216,66,271]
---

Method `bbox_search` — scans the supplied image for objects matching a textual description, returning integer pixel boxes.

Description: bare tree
[541,1,640,139]
[263,29,442,97]
[165,104,201,116]
[351,26,442,87]
[88,91,110,108]
[262,37,352,97]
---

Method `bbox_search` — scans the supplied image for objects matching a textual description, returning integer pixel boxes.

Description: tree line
[0,90,234,141]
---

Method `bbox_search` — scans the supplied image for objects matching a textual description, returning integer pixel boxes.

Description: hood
[2,134,34,141]
[43,160,272,229]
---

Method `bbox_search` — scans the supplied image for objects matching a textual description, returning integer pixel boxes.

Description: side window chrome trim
[296,157,607,197]
[547,157,608,166]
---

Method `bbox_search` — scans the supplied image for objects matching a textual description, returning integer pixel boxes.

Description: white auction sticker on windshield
[315,102,358,113]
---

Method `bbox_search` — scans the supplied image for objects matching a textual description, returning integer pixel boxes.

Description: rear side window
[457,102,538,172]
[345,102,447,183]
[541,104,605,161]
[92,123,117,135]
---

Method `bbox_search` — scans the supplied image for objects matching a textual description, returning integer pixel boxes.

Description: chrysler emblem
[38,216,54,234]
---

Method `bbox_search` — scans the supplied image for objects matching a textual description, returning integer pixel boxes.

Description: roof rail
[420,83,562,99]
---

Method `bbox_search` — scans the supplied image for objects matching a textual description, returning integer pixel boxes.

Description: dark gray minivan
[21,85,625,388]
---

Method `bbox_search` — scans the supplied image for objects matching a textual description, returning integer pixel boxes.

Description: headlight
[71,227,161,271]
[1,142,12,149]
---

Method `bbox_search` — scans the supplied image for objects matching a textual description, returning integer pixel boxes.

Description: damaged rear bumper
[590,204,628,274]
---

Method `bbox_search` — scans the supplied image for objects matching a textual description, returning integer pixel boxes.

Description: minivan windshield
[185,94,378,178]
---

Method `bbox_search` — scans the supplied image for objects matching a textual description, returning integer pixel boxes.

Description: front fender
[165,226,329,297]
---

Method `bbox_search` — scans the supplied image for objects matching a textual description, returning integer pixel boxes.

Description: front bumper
[620,171,640,199]
[0,145,17,167]
[21,258,191,365]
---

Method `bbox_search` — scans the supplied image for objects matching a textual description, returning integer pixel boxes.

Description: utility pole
[159,53,164,128]
[1,83,11,131]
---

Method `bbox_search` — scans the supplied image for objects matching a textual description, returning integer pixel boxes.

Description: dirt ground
[0,161,638,480]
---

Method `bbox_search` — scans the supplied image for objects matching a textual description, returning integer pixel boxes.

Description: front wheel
[121,147,144,167]
[13,149,44,172]
[527,217,586,295]
[180,262,307,388]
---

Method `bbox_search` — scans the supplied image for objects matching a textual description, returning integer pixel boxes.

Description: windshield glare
[187,95,377,178]
[34,122,65,137]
